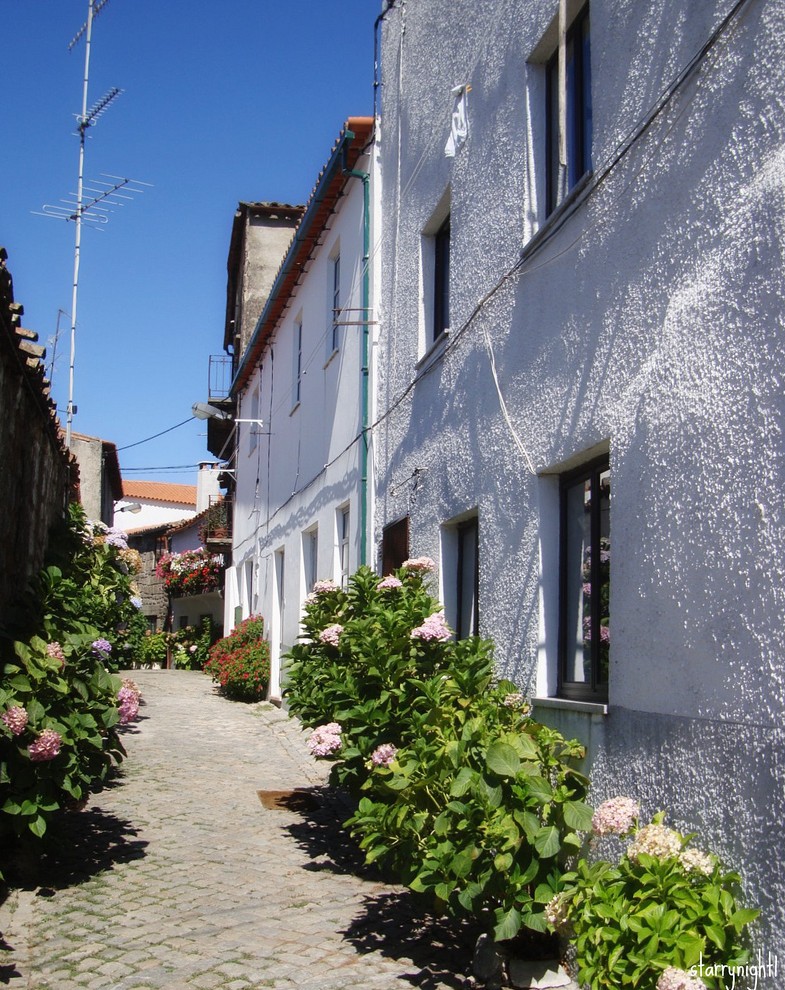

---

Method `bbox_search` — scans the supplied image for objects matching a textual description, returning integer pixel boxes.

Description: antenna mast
[34,0,146,447]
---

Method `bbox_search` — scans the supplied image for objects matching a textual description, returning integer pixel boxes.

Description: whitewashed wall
[227,140,379,699]
[377,0,785,954]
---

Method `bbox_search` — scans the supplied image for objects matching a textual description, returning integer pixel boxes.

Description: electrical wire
[116,416,195,451]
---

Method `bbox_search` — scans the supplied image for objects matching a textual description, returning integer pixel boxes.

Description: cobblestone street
[0,671,478,990]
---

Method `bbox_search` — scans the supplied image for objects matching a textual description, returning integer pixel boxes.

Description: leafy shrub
[204,615,270,701]
[0,504,141,845]
[170,618,217,671]
[285,563,590,941]
[138,631,169,668]
[550,802,759,989]
[31,503,144,671]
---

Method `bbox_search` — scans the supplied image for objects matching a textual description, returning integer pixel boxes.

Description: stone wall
[0,248,74,625]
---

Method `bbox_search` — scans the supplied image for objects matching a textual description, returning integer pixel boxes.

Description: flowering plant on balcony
[155,548,223,597]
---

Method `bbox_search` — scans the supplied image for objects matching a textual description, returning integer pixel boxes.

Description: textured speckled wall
[376,0,785,959]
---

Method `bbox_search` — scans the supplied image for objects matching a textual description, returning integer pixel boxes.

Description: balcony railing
[208,354,233,400]
[200,494,233,551]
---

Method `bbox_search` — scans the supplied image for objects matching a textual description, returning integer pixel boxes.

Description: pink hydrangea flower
[28,729,62,762]
[656,967,707,990]
[46,641,66,667]
[402,556,436,572]
[307,723,343,757]
[411,612,451,642]
[376,575,403,590]
[370,743,398,767]
[117,687,140,724]
[679,847,714,876]
[591,796,640,836]
[2,706,29,736]
[627,823,682,863]
[313,579,338,594]
[319,624,344,647]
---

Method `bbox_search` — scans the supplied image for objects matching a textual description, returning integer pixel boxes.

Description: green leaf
[563,800,594,832]
[533,825,560,858]
[450,767,475,797]
[494,906,522,942]
[486,742,521,778]
[29,815,47,838]
[730,908,760,931]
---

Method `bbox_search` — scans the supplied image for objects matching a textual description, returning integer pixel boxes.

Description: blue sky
[2,0,377,483]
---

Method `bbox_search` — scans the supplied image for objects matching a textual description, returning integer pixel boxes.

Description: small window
[456,517,479,639]
[338,505,350,588]
[293,320,303,408]
[303,526,318,593]
[329,252,341,354]
[545,4,592,214]
[147,615,158,633]
[558,457,609,701]
[433,215,450,342]
[381,516,410,574]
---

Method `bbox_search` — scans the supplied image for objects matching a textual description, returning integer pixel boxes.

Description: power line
[116,416,196,451]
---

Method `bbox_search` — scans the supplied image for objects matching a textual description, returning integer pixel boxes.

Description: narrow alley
[0,671,477,990]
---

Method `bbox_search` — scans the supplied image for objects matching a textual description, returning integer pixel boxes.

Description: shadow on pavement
[280,786,478,988]
[343,891,479,989]
[0,806,148,893]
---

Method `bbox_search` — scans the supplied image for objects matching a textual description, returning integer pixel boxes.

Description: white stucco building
[375,0,784,955]
[224,118,379,699]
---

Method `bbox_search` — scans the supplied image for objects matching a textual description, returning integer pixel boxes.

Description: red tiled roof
[122,480,197,506]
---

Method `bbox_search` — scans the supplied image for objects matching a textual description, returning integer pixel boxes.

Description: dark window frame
[558,455,609,702]
[456,517,479,639]
[433,215,451,342]
[545,4,592,215]
[381,516,410,575]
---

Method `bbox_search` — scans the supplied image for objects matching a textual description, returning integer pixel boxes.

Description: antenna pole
[65,0,95,449]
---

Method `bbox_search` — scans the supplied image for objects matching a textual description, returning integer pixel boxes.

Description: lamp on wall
[114,502,142,514]
[191,402,266,428]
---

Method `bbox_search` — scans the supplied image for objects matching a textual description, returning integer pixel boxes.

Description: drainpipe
[342,131,371,568]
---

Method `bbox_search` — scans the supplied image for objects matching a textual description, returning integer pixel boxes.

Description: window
[303,526,318,592]
[558,457,609,701]
[545,4,592,214]
[381,516,410,575]
[441,513,479,640]
[433,215,450,342]
[293,320,303,408]
[456,518,479,639]
[329,252,341,354]
[147,615,158,633]
[338,505,350,588]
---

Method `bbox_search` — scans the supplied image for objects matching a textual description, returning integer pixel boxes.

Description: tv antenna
[35,0,149,448]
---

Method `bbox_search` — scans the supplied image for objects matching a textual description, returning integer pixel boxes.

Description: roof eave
[231,117,374,396]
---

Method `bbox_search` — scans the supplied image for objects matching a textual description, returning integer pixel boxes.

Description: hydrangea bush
[285,563,591,941]
[204,615,270,701]
[549,800,759,989]
[1,503,142,846]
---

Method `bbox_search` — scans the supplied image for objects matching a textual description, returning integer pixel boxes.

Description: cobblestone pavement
[0,670,479,990]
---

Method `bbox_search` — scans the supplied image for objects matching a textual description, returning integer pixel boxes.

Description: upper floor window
[558,457,609,702]
[433,215,451,342]
[330,252,341,354]
[293,319,303,409]
[545,4,592,214]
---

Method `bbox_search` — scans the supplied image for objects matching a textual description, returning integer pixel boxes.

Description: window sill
[520,170,594,262]
[323,347,339,370]
[416,328,450,375]
[531,696,608,717]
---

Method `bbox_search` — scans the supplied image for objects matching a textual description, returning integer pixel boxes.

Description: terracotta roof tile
[122,480,197,506]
